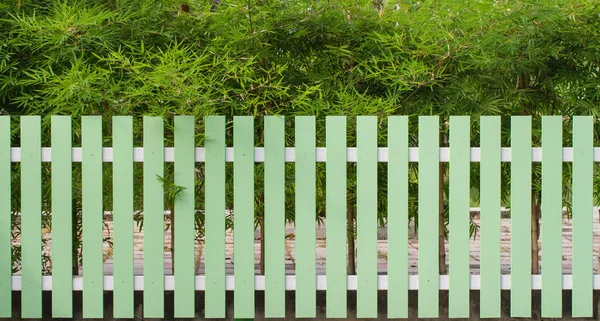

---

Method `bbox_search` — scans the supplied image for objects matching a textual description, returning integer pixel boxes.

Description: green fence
[0,115,597,319]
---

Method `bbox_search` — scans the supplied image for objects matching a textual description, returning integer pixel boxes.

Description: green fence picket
[233,117,255,318]
[448,116,470,318]
[417,116,439,318]
[572,116,593,317]
[82,116,104,318]
[326,116,347,318]
[510,116,532,317]
[480,116,501,318]
[205,116,226,318]
[264,116,286,318]
[541,116,562,318]
[51,116,73,318]
[387,116,408,318]
[143,117,165,318]
[174,116,196,317]
[295,116,316,318]
[356,116,378,318]
[20,116,42,318]
[112,116,134,318]
[0,116,10,318]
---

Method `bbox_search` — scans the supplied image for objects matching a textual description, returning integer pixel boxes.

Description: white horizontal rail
[9,147,600,162]
[11,275,600,291]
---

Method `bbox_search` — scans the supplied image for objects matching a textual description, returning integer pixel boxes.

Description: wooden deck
[16,210,600,276]
[94,212,600,276]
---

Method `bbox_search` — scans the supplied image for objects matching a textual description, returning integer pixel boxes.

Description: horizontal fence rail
[1,115,599,319]
[8,147,600,162]
[9,275,600,291]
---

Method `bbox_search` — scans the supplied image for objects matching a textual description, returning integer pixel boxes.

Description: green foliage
[2,0,600,272]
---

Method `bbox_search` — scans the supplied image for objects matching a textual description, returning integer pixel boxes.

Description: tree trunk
[439,162,447,275]
[72,201,79,276]
[347,194,356,275]
[260,215,265,275]
[517,73,540,275]
[170,205,175,275]
[531,191,541,274]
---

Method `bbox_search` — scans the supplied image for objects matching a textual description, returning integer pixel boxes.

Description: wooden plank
[572,116,592,317]
[294,116,316,318]
[510,116,532,317]
[264,116,285,318]
[82,116,104,318]
[448,116,470,318]
[143,117,164,318]
[205,116,226,318]
[51,116,73,318]
[20,116,42,318]
[387,116,408,318]
[541,116,562,318]
[417,116,439,318]
[326,116,347,318]
[356,116,377,318]
[174,116,195,317]
[479,116,501,318]
[0,116,10,317]
[233,116,255,318]
[112,116,134,318]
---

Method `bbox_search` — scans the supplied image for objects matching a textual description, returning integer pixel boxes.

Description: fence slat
[449,116,470,318]
[20,116,42,318]
[418,116,439,318]
[356,116,378,318]
[541,116,563,318]
[112,116,134,318]
[82,116,104,318]
[143,117,164,318]
[480,116,501,318]
[51,116,73,318]
[326,116,347,318]
[234,116,255,318]
[205,116,226,318]
[387,116,408,318]
[264,116,286,318]
[572,116,592,317]
[510,116,532,317]
[174,116,195,317]
[295,116,316,318]
[0,116,10,318]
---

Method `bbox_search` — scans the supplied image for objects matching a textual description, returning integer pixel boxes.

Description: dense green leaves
[2,0,600,273]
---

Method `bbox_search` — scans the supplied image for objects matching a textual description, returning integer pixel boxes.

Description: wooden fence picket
[174,116,196,317]
[572,116,593,317]
[356,116,378,318]
[20,116,42,318]
[264,116,286,318]
[387,116,408,318]
[294,116,316,318]
[448,116,470,318]
[51,116,73,318]
[541,116,563,318]
[326,116,347,318]
[143,117,165,318]
[233,116,255,318]
[82,116,104,318]
[0,116,10,318]
[112,116,134,318]
[480,116,501,318]
[510,116,532,317]
[418,116,439,318]
[205,116,226,318]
